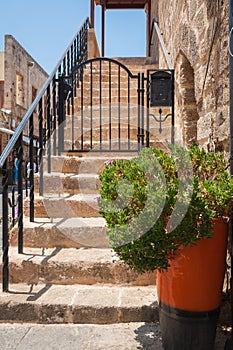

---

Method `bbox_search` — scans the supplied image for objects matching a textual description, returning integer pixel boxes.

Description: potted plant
[98,142,233,350]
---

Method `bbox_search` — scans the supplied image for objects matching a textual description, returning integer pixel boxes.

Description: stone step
[10,217,108,249]
[62,124,168,143]
[63,139,141,152]
[64,110,142,124]
[34,173,100,195]
[23,194,100,218]
[63,125,140,141]
[0,283,158,324]
[73,95,140,106]
[6,246,155,286]
[42,155,135,174]
[75,87,139,97]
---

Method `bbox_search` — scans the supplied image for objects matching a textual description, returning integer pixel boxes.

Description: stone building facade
[0,35,48,154]
[150,0,229,153]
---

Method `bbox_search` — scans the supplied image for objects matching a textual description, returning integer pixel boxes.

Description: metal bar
[171,70,175,144]
[118,65,121,149]
[46,86,51,173]
[58,75,64,155]
[90,62,93,149]
[100,60,102,150]
[150,19,173,70]
[52,76,57,156]
[67,50,70,75]
[2,160,9,291]
[146,70,150,147]
[74,37,77,66]
[141,72,145,146]
[11,185,15,227]
[128,76,130,150]
[71,43,74,72]
[109,61,112,150]
[71,76,75,151]
[63,57,66,76]
[17,133,23,253]
[137,73,141,151]
[29,114,34,222]
[38,98,44,196]
[81,69,84,150]
[226,1,233,348]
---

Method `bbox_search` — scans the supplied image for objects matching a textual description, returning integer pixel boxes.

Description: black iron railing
[0,17,90,292]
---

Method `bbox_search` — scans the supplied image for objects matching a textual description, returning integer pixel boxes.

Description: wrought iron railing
[0,17,90,292]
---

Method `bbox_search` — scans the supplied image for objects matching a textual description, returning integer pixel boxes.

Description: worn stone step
[64,113,141,126]
[6,246,155,286]
[68,104,141,118]
[75,87,139,98]
[34,173,100,195]
[42,155,135,174]
[63,124,140,141]
[0,283,158,324]
[63,139,141,152]
[73,95,140,106]
[24,194,100,218]
[10,217,108,249]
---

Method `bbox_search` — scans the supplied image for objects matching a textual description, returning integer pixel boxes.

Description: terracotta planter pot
[156,218,228,350]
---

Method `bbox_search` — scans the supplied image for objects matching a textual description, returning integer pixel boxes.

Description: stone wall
[3,35,48,132]
[150,0,229,153]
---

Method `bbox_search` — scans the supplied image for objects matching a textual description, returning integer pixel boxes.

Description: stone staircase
[0,58,159,325]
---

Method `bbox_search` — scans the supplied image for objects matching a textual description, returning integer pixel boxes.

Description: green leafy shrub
[98,143,233,273]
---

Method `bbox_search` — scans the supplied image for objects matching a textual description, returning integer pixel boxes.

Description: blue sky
[0,0,146,73]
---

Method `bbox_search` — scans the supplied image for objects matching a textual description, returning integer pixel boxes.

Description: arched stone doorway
[175,51,199,146]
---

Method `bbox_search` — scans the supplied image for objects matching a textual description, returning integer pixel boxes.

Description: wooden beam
[147,0,151,56]
[90,0,95,28]
[101,4,105,56]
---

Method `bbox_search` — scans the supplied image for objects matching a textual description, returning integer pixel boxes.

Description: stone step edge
[0,283,158,324]
[4,246,156,286]
[23,194,101,219]
[10,217,109,249]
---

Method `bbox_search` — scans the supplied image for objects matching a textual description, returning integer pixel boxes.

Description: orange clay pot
[156,218,228,350]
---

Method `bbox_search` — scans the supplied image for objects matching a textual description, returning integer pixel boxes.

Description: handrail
[149,18,173,70]
[0,17,90,169]
[1,16,90,292]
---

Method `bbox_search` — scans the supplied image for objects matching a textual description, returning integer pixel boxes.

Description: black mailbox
[150,70,173,107]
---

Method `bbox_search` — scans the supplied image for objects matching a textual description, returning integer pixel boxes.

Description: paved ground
[0,322,230,350]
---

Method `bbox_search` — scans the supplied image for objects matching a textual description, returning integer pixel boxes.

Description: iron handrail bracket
[149,18,173,70]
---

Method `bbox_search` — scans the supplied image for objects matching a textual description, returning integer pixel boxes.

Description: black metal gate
[58,57,174,153]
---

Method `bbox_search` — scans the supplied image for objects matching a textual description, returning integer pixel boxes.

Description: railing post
[2,160,9,292]
[137,73,141,151]
[29,114,34,222]
[52,76,57,156]
[17,133,24,253]
[46,86,51,173]
[58,75,65,155]
[171,70,175,145]
[38,98,44,197]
